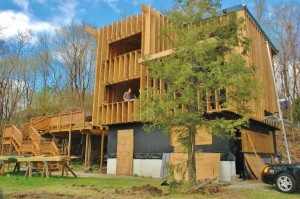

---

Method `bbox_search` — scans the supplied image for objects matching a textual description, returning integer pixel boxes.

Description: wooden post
[25,162,33,177]
[61,164,65,176]
[100,133,105,172]
[88,135,92,168]
[67,131,71,165]
[83,110,85,130]
[7,139,12,170]
[59,114,61,131]
[84,132,90,168]
[45,162,49,178]
[0,139,4,155]
[1,161,4,176]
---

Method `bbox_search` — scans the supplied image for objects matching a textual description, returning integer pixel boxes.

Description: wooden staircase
[1,125,60,156]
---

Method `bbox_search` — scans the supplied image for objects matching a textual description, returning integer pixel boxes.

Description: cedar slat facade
[91,5,278,127]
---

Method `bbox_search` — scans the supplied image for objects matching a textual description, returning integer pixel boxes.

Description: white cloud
[52,0,78,24]
[12,0,29,12]
[0,0,80,39]
[0,10,54,38]
[102,0,120,13]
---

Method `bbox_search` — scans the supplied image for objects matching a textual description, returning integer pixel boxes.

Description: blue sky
[0,0,256,38]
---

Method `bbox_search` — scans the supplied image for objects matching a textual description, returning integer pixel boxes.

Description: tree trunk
[188,125,197,184]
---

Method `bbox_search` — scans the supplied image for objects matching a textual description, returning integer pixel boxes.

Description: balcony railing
[98,100,139,125]
[104,49,141,84]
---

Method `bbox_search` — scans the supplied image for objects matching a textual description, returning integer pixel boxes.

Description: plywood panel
[195,125,212,145]
[169,153,188,181]
[170,126,188,152]
[116,129,134,175]
[195,153,220,181]
[169,153,220,182]
[171,125,212,152]
[242,130,274,154]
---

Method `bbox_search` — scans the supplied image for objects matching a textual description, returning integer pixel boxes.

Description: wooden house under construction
[0,4,279,181]
[84,4,279,181]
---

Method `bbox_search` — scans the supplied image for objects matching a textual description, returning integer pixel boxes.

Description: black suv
[261,163,300,193]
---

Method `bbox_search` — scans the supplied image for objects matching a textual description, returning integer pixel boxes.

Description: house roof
[220,4,279,53]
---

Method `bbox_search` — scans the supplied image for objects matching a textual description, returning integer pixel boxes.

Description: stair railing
[11,125,23,149]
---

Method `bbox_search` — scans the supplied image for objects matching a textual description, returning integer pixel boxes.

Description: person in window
[123,88,134,101]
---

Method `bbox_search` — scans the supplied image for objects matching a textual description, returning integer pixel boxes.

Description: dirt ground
[9,184,164,199]
[5,178,300,199]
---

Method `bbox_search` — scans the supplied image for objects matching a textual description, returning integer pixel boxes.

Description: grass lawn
[0,172,300,199]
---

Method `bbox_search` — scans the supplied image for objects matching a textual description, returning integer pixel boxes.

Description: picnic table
[0,156,77,178]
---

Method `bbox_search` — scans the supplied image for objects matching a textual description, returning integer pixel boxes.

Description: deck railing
[40,142,60,156]
[104,49,141,84]
[49,111,86,132]
[11,125,23,148]
[98,100,139,125]
[29,126,42,143]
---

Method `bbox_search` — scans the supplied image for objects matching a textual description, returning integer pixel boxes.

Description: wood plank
[84,26,98,37]
[242,130,274,154]
[244,153,265,180]
[138,49,173,63]
[116,129,134,175]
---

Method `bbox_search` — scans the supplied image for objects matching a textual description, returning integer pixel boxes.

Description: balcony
[98,100,140,125]
[103,49,141,84]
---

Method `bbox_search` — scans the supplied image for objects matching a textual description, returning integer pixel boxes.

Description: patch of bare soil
[9,192,86,199]
[193,184,220,195]
[112,184,163,198]
[71,184,103,193]
[131,184,163,197]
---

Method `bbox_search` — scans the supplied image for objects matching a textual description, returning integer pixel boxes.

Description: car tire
[275,173,297,193]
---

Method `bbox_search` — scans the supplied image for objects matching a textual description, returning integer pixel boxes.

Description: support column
[84,132,90,168]
[67,131,71,165]
[7,140,13,170]
[100,133,105,172]
[1,141,4,156]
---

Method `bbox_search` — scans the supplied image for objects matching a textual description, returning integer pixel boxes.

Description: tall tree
[141,0,260,183]
[35,33,52,90]
[269,0,300,119]
[253,0,268,24]
[53,22,96,108]
[0,31,32,127]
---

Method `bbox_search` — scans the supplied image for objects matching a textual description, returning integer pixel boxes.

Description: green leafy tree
[140,0,261,184]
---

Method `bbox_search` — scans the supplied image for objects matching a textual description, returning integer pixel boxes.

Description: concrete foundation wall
[108,158,236,181]
[107,158,117,175]
[133,159,162,178]
[107,158,162,178]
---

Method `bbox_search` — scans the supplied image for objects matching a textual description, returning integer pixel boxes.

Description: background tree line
[253,0,300,126]
[0,22,97,131]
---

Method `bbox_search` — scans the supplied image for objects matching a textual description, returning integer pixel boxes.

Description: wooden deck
[1,111,108,170]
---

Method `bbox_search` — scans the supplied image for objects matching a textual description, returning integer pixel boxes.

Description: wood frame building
[0,4,279,181]
[86,4,279,181]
